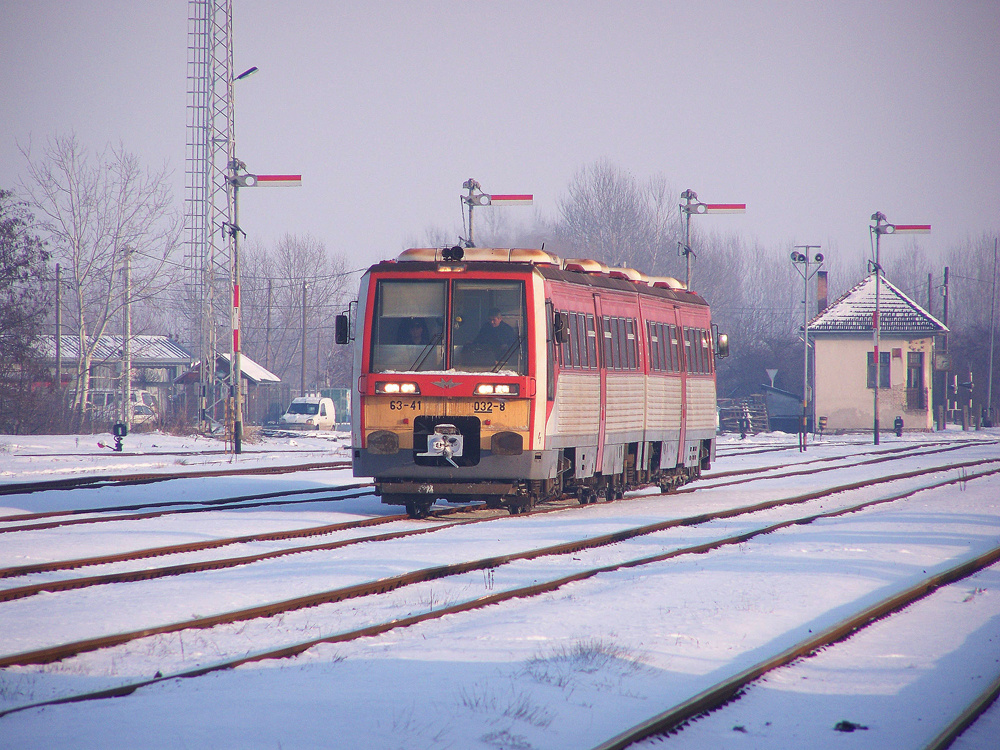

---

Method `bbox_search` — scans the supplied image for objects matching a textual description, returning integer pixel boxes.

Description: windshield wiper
[410,332,443,371]
[492,335,522,373]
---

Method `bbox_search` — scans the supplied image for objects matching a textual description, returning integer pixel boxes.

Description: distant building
[36,334,194,410]
[809,274,947,432]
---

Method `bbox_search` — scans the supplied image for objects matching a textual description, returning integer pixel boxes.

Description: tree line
[1,140,997,433]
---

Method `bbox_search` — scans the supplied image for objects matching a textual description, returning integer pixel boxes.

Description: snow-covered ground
[1,428,999,749]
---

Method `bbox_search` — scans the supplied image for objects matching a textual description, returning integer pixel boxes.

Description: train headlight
[376,382,420,395]
[475,383,519,396]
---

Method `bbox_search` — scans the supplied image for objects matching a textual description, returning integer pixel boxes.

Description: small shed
[809,274,947,432]
[175,353,281,426]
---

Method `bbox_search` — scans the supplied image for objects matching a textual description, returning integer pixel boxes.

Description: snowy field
[1,428,999,749]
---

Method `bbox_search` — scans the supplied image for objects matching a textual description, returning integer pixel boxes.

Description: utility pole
[55,263,62,393]
[301,280,307,396]
[988,239,997,426]
[121,246,132,428]
[265,278,272,371]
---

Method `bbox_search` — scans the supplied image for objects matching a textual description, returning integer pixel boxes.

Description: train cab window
[370,280,446,372]
[451,280,526,374]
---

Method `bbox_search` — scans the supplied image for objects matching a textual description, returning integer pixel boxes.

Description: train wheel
[485,496,504,510]
[404,497,433,519]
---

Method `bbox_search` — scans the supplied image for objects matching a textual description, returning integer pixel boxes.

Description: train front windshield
[369,278,527,374]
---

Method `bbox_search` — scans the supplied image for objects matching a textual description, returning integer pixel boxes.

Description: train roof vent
[650,276,686,290]
[564,258,609,274]
[608,267,648,284]
[397,247,560,265]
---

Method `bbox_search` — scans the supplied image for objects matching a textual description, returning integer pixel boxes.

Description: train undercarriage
[377,439,713,518]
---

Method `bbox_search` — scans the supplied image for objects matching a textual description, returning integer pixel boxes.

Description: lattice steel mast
[185,0,236,431]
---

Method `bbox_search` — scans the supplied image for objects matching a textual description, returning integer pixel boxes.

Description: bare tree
[240,234,352,394]
[19,134,182,425]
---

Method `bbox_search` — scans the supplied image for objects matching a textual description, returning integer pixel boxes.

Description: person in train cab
[405,318,429,345]
[467,307,518,363]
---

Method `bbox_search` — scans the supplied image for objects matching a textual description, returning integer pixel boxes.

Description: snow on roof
[35,335,194,363]
[217,352,281,384]
[809,274,948,335]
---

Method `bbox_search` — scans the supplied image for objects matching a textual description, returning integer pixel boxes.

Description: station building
[810,274,948,433]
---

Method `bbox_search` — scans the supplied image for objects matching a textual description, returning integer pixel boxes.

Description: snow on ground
[0,428,999,749]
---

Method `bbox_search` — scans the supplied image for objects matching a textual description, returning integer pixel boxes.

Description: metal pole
[301,280,307,396]
[122,246,132,427]
[265,278,272,371]
[802,253,809,451]
[232,180,243,454]
[683,191,693,290]
[55,263,61,392]
[873,219,883,445]
[988,239,998,424]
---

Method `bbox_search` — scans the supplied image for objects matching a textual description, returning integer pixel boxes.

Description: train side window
[602,317,613,369]
[559,310,570,366]
[647,322,659,371]
[587,315,597,368]
[656,323,670,372]
[545,301,557,400]
[609,317,620,370]
[625,318,637,370]
[571,313,583,368]
[702,329,713,373]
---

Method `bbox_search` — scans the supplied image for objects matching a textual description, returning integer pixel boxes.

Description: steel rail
[687,440,996,491]
[3,464,999,721]
[0,449,995,607]
[920,672,1000,750]
[0,459,351,497]
[1,447,994,604]
[0,480,372,531]
[590,541,1000,750]
[0,482,369,535]
[704,439,963,479]
[2,459,998,673]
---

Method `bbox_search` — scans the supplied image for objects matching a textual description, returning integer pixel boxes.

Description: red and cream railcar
[338,246,724,518]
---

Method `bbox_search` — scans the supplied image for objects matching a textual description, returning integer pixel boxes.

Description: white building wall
[814,335,935,431]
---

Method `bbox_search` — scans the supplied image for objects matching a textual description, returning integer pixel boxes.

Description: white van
[279,396,337,430]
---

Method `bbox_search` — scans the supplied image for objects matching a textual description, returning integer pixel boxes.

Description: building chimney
[817,270,829,315]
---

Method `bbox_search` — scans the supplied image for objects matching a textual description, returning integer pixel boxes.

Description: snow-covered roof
[216,353,281,384]
[36,335,194,364]
[809,274,948,336]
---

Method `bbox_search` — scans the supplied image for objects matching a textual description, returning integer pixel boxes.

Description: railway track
[591,539,1000,750]
[2,451,998,721]
[0,441,991,603]
[0,459,351,497]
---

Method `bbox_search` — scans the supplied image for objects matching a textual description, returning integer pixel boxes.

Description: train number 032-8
[473,401,505,413]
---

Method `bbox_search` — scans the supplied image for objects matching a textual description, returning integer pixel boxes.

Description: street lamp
[678,189,746,290]
[791,246,823,452]
[870,212,931,445]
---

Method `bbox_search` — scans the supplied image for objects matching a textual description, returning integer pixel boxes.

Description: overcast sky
[2,0,998,280]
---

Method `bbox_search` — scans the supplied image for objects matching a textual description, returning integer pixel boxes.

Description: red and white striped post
[679,190,746,290]
[228,169,302,453]
[870,212,930,444]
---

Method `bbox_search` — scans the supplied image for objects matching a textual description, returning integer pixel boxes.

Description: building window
[867,351,890,389]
